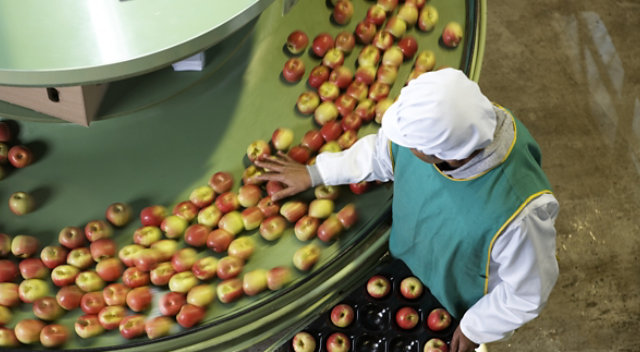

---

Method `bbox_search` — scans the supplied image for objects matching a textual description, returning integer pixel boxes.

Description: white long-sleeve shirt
[307,107,559,344]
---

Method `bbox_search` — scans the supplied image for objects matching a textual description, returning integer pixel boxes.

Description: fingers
[450,328,460,352]
[271,187,301,202]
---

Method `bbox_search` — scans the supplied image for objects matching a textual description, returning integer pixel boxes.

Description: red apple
[385,16,407,38]
[40,245,68,269]
[67,247,94,269]
[119,315,145,339]
[368,82,390,102]
[314,185,340,200]
[118,244,144,268]
[398,3,419,27]
[126,286,153,312]
[335,94,357,117]
[0,233,10,257]
[90,238,117,262]
[159,291,186,316]
[280,200,308,223]
[75,315,104,339]
[105,202,132,227]
[358,45,381,68]
[184,224,211,247]
[218,210,244,235]
[292,244,321,271]
[0,122,11,142]
[209,171,234,194]
[0,327,20,347]
[314,101,339,126]
[151,239,178,262]
[341,112,363,132]
[418,5,439,32]
[317,214,344,242]
[122,267,150,288]
[95,257,124,282]
[382,46,404,67]
[442,21,463,48]
[399,276,424,299]
[216,278,243,304]
[398,35,418,59]
[265,180,285,198]
[75,271,105,292]
[0,144,7,166]
[7,145,33,168]
[355,20,377,44]
[286,30,309,55]
[215,191,240,214]
[337,129,358,149]
[139,205,168,227]
[329,66,353,90]
[0,259,17,282]
[292,331,316,352]
[0,282,19,307]
[326,332,350,352]
[406,0,426,8]
[8,191,35,215]
[171,247,198,272]
[333,0,354,25]
[346,81,368,102]
[242,268,268,296]
[322,48,345,69]
[56,284,84,310]
[98,305,126,330]
[14,319,46,344]
[238,184,263,207]
[311,33,334,58]
[145,316,173,340]
[227,237,255,260]
[365,4,387,26]
[318,81,340,102]
[173,200,199,221]
[426,308,452,331]
[40,324,69,348]
[355,66,376,86]
[103,283,130,306]
[191,256,218,281]
[81,291,107,315]
[378,0,398,12]
[297,91,321,115]
[271,127,295,151]
[372,30,394,51]
[241,206,264,230]
[176,304,206,328]
[283,57,306,83]
[259,215,287,241]
[331,303,355,328]
[320,120,343,142]
[51,264,80,287]
[189,185,215,208]
[336,203,358,229]
[58,226,86,249]
[169,271,199,293]
[257,196,281,218]
[19,257,48,279]
[377,64,398,85]
[33,296,64,321]
[335,31,355,53]
[267,266,292,291]
[19,278,49,303]
[160,214,188,239]
[150,261,176,286]
[396,306,420,329]
[366,275,391,298]
[84,220,113,242]
[294,215,320,241]
[301,129,325,152]
[288,145,312,164]
[133,226,162,247]
[424,338,449,352]
[307,65,330,89]
[216,256,244,280]
[197,204,223,227]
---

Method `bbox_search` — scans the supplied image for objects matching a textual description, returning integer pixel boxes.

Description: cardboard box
[0,84,108,126]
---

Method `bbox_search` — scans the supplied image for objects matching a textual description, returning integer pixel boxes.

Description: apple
[197,204,223,227]
[189,185,215,208]
[133,248,161,272]
[238,184,263,208]
[126,286,153,312]
[334,31,355,54]
[160,214,188,238]
[14,319,46,344]
[375,97,394,124]
[292,331,316,352]
[314,185,339,200]
[95,258,123,283]
[382,46,404,67]
[0,233,10,257]
[51,264,80,287]
[176,304,206,328]
[90,238,117,262]
[19,257,48,279]
[377,64,398,85]
[319,140,342,154]
[84,220,112,243]
[8,191,35,216]
[369,82,390,102]
[105,202,132,227]
[271,127,295,151]
[442,21,464,48]
[151,239,178,262]
[103,283,130,306]
[216,256,244,280]
[76,271,105,292]
[33,296,64,321]
[424,338,448,352]
[307,65,330,89]
[241,206,263,230]
[209,171,234,194]
[67,247,94,269]
[0,306,11,325]
[311,33,334,58]
[336,203,358,229]
[191,256,218,280]
[378,0,398,12]
[320,120,343,142]
[293,244,321,271]
[317,215,344,242]
[418,5,439,32]
[407,0,426,8]
[242,269,268,296]
[56,284,84,310]
[337,129,358,149]
[0,259,18,282]
[398,35,418,59]
[398,3,419,27]
[341,113,363,132]
[267,266,292,291]
[372,30,394,51]
[283,57,306,83]
[333,0,354,25]
[40,324,69,348]
[326,332,350,352]
[150,261,176,286]
[122,267,150,288]
[145,316,174,340]
[427,308,452,331]
[346,81,368,102]
[314,101,339,126]
[7,145,33,168]
[173,200,199,221]
[396,306,420,330]
[118,244,144,268]
[318,81,340,102]
[355,20,377,44]
[280,200,308,223]
[385,16,407,38]
[119,315,146,339]
[18,278,49,303]
[0,121,11,142]
[331,303,355,328]
[288,145,312,164]
[294,215,320,241]
[159,291,186,316]
[227,237,254,261]
[218,210,244,235]
[329,66,353,90]
[207,229,234,253]
[81,291,107,315]
[355,66,376,87]
[358,45,381,68]
[0,144,7,165]
[216,278,243,304]
[171,247,198,272]
[40,245,68,269]
[365,4,387,26]
[133,226,162,247]
[139,205,168,227]
[169,271,199,293]
[184,224,211,247]
[0,327,19,347]
[75,315,104,339]
[0,283,19,307]
[286,30,309,55]
[335,94,357,117]
[366,275,391,298]
[323,48,345,69]
[98,305,126,330]
[308,199,334,219]
[257,196,281,218]
[297,91,321,115]
[300,130,324,152]
[58,226,86,249]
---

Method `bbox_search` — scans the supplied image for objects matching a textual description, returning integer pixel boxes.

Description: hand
[449,325,479,352]
[250,152,312,201]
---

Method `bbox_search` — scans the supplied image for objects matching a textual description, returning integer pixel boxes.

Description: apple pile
[0,120,36,182]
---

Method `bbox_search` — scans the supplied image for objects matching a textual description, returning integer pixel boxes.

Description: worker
[252,68,559,352]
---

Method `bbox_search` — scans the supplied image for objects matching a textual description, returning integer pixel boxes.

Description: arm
[456,194,560,346]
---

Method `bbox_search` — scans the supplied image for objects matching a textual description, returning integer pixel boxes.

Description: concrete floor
[479,1,640,351]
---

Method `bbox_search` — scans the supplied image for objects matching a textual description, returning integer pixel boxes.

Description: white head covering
[381,68,496,160]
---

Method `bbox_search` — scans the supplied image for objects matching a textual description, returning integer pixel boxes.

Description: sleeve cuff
[306,164,323,187]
